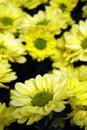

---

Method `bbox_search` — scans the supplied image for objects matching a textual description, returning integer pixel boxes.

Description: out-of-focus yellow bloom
[66,76,87,108]
[49,0,78,13]
[0,103,16,130]
[10,73,67,125]
[0,33,26,63]
[21,27,56,61]
[62,19,87,63]
[0,60,17,87]
[82,4,87,18]
[74,65,87,81]
[51,49,71,69]
[0,2,25,33]
[50,36,71,68]
[68,109,87,130]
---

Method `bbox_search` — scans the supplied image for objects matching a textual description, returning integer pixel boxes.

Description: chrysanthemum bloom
[0,60,17,87]
[21,27,56,61]
[69,109,87,130]
[0,33,26,63]
[20,5,74,35]
[49,0,78,13]
[0,2,25,33]
[10,73,68,125]
[50,37,71,68]
[0,103,16,130]
[65,76,87,108]
[82,4,87,18]
[63,76,87,130]
[62,20,87,63]
[44,6,74,34]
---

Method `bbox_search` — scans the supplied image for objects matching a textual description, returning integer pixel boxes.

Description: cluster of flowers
[0,0,87,130]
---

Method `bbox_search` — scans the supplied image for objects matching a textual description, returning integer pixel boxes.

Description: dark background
[0,1,86,130]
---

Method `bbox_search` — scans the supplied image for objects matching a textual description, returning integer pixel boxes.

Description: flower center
[0,17,13,26]
[31,91,53,107]
[34,38,46,50]
[0,44,5,49]
[37,20,49,25]
[59,4,67,12]
[81,37,87,49]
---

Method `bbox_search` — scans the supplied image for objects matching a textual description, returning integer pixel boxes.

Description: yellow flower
[82,4,87,18]
[8,0,48,9]
[0,33,26,63]
[0,2,25,33]
[68,109,87,130]
[65,76,87,108]
[0,103,16,130]
[44,6,74,34]
[63,19,87,63]
[0,60,17,86]
[49,0,78,13]
[20,5,73,35]
[22,27,56,61]
[10,73,67,125]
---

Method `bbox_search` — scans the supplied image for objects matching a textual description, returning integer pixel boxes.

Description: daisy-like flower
[0,2,25,33]
[82,4,87,18]
[63,19,87,63]
[44,6,74,34]
[49,0,78,13]
[0,60,17,87]
[0,103,16,130]
[21,27,56,61]
[19,5,74,35]
[0,33,26,63]
[10,73,67,125]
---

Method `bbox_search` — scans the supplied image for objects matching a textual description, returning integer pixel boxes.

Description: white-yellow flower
[0,33,26,63]
[63,19,87,62]
[10,73,67,125]
[20,5,74,35]
[0,103,16,130]
[68,109,87,130]
[0,2,25,33]
[0,60,17,86]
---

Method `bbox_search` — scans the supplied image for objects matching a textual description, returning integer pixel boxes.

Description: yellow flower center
[81,37,87,49]
[37,20,49,25]
[0,44,5,49]
[31,91,53,107]
[59,4,67,12]
[0,17,13,26]
[34,38,46,50]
